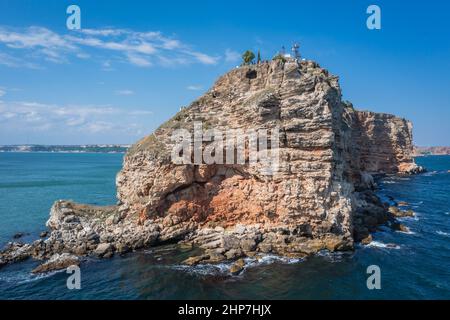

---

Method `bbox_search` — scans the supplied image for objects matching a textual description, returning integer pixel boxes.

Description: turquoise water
[0,153,449,299]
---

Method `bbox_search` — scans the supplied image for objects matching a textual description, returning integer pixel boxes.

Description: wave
[315,250,349,262]
[170,254,303,276]
[422,171,438,177]
[397,215,420,222]
[397,229,416,235]
[436,231,450,237]
[248,254,303,265]
[365,241,401,250]
[0,269,61,285]
[171,263,232,276]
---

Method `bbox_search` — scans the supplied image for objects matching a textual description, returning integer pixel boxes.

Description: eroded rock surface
[1,58,423,271]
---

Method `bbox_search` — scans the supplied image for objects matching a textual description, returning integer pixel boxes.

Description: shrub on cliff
[272,54,286,62]
[242,50,255,65]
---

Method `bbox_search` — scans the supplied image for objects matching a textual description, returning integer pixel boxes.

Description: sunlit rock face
[1,58,421,271]
[115,58,419,258]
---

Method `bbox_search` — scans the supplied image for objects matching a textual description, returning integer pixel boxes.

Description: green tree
[242,50,255,65]
[257,50,261,64]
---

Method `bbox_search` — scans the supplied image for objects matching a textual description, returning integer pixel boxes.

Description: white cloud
[0,100,154,135]
[0,88,5,97]
[0,26,220,69]
[187,85,203,91]
[101,60,114,71]
[76,52,90,59]
[0,26,75,50]
[0,52,41,69]
[84,121,114,133]
[128,110,153,116]
[185,50,219,65]
[225,49,241,63]
[115,89,134,96]
[126,53,152,67]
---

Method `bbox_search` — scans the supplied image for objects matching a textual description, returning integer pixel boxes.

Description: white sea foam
[366,241,400,250]
[249,254,303,266]
[171,263,231,276]
[315,250,348,262]
[0,269,60,285]
[170,254,303,276]
[397,229,416,235]
[436,230,450,237]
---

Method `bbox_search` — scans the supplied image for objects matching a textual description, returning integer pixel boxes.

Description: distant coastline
[414,146,450,157]
[0,145,130,154]
[1,145,449,156]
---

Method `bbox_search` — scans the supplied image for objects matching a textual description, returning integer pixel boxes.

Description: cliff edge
[1,58,422,271]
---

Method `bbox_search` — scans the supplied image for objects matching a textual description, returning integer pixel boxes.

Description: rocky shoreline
[0,180,418,275]
[0,58,424,274]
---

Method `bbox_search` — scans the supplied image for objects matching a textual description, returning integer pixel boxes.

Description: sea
[0,152,449,299]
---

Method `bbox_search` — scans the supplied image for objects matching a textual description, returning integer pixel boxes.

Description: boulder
[388,206,400,215]
[32,253,79,274]
[182,254,209,266]
[361,234,373,245]
[94,243,114,258]
[392,222,410,233]
[229,258,246,275]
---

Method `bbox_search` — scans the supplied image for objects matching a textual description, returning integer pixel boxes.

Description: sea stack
[1,58,423,270]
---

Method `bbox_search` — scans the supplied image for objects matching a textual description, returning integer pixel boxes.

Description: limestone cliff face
[1,58,422,270]
[348,108,419,175]
[115,59,357,256]
[114,59,419,258]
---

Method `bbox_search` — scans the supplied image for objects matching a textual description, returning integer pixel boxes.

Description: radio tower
[292,43,301,60]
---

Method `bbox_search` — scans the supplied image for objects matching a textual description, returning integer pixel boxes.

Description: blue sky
[0,0,449,145]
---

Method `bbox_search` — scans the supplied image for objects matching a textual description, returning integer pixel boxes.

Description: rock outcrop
[347,108,423,175]
[1,58,423,271]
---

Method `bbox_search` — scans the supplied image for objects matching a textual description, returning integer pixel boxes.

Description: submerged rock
[182,255,209,266]
[389,206,415,218]
[361,235,373,245]
[13,233,24,239]
[230,258,246,275]
[391,222,410,233]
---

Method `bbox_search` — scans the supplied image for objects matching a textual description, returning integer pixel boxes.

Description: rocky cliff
[349,108,420,175]
[1,58,422,272]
